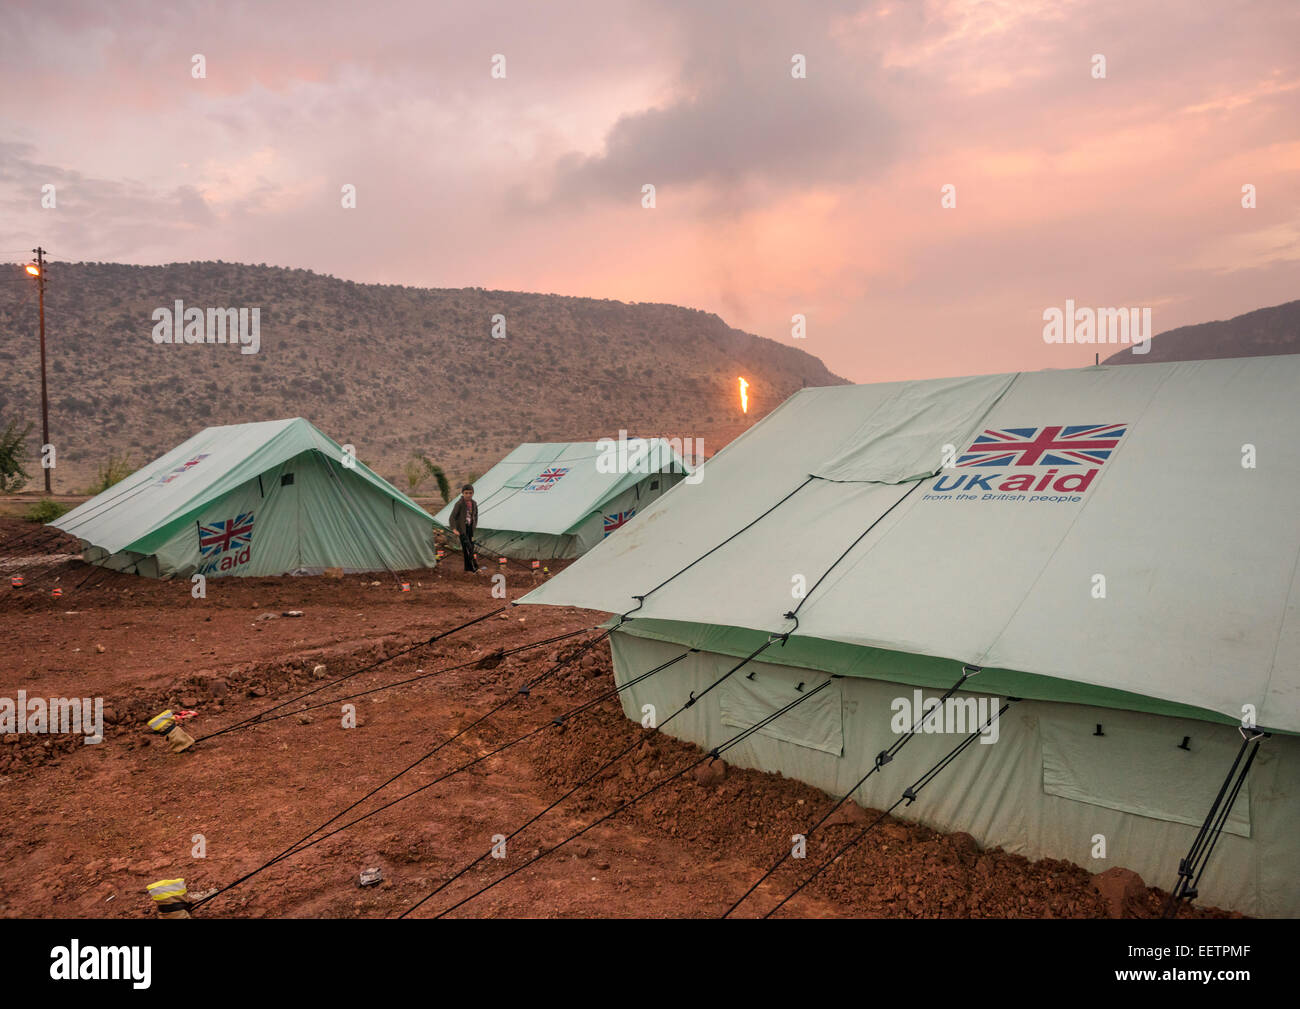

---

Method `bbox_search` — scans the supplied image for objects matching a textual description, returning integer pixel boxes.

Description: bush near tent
[0,419,34,492]
[24,499,69,523]
[85,450,135,495]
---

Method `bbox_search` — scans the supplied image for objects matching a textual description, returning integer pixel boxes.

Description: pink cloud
[1,0,1296,384]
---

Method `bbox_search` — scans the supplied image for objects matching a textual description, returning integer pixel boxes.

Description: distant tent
[52,418,436,578]
[522,357,1300,916]
[434,440,692,560]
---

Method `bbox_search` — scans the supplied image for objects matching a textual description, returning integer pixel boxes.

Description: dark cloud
[546,1,897,206]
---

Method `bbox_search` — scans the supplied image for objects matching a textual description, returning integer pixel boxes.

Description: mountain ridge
[0,260,845,494]
[1103,299,1300,365]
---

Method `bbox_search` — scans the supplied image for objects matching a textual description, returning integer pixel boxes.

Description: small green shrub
[0,419,33,492]
[86,451,135,494]
[419,457,451,504]
[404,457,427,493]
[25,498,69,523]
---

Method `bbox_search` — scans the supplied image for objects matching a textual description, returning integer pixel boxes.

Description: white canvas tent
[434,440,692,559]
[52,418,437,578]
[522,357,1300,916]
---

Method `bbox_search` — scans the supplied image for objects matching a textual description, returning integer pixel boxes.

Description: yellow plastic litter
[147,710,195,753]
[147,710,176,734]
[147,878,191,919]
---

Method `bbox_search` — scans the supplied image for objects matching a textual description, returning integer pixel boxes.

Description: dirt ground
[0,514,1235,919]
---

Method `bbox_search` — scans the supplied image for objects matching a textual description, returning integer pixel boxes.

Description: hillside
[1103,299,1300,365]
[0,261,845,495]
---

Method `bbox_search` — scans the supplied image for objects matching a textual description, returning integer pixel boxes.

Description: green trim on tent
[609,617,1294,735]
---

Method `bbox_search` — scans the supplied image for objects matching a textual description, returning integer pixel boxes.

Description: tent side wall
[113,449,435,577]
[78,544,161,579]
[568,469,687,554]
[288,451,436,574]
[610,629,1300,917]
[472,528,579,561]
[472,469,689,560]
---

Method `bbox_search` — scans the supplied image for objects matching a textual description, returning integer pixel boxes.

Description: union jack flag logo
[957,424,1126,467]
[199,512,255,557]
[158,453,210,484]
[524,467,570,491]
[603,509,635,536]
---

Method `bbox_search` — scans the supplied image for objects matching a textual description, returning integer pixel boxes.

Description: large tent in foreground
[52,418,436,578]
[434,439,692,560]
[522,356,1300,916]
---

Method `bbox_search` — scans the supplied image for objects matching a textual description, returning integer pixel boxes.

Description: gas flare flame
[738,376,749,414]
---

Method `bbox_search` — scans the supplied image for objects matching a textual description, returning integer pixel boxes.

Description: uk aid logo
[925,424,1126,504]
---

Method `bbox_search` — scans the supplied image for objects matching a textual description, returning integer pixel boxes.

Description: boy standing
[449,484,481,573]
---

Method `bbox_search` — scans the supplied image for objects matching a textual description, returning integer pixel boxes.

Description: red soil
[0,517,1233,919]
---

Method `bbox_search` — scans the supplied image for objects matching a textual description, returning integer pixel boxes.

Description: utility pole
[32,247,51,493]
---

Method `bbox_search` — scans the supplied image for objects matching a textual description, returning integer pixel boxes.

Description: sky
[1,0,1297,383]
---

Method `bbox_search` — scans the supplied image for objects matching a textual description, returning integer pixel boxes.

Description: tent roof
[521,357,1300,734]
[434,439,691,536]
[52,417,432,555]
